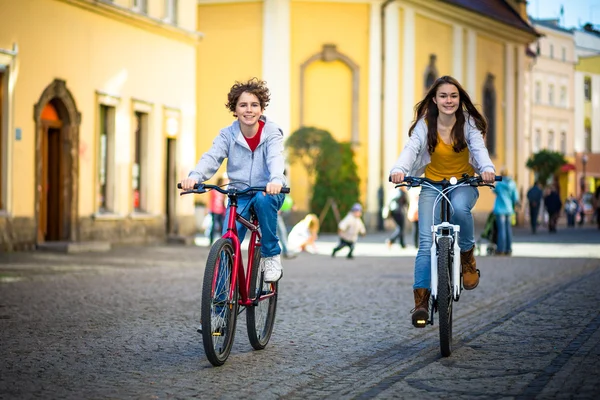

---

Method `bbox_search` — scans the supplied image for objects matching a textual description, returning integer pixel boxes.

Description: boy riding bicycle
[179,78,287,283]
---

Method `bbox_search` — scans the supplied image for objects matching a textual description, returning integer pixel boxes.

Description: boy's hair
[225,78,271,114]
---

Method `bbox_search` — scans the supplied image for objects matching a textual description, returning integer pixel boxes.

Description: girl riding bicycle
[389,75,496,328]
[179,78,287,283]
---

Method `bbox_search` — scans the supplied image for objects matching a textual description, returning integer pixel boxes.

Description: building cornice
[400,0,538,44]
[56,0,203,45]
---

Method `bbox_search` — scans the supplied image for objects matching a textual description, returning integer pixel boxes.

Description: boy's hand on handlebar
[180,178,198,190]
[480,171,495,183]
[390,172,405,184]
[265,182,283,195]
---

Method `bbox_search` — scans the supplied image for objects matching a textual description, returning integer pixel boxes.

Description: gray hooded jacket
[390,115,495,177]
[188,115,287,189]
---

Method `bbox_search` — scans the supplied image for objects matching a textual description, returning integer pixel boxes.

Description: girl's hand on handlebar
[480,171,495,183]
[265,182,283,195]
[180,178,198,190]
[390,172,405,184]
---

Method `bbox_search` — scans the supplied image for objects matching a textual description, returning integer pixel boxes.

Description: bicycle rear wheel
[201,238,239,366]
[437,236,453,357]
[246,250,278,350]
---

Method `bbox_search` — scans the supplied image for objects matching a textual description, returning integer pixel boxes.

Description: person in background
[492,167,519,256]
[527,181,544,234]
[332,203,367,259]
[385,187,408,249]
[406,187,420,249]
[564,194,579,228]
[207,175,228,245]
[277,194,296,259]
[287,213,320,254]
[544,184,562,233]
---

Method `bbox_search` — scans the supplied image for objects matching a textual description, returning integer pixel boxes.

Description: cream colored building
[527,18,576,199]
[0,0,200,251]
[195,0,539,227]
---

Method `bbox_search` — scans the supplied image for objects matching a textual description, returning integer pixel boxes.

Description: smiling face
[235,91,263,128]
[433,83,460,117]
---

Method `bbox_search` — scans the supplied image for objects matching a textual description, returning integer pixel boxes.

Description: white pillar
[262,0,291,136]
[505,43,516,177]
[367,0,383,213]
[452,24,463,82]
[385,3,401,180]
[400,6,415,156]
[466,29,477,102]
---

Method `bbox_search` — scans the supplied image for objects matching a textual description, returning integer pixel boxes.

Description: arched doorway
[33,79,81,244]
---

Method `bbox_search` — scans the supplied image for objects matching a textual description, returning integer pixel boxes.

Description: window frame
[164,0,178,24]
[131,100,152,214]
[95,92,120,216]
[584,76,592,101]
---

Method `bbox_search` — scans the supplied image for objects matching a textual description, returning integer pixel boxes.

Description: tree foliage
[525,150,567,184]
[285,127,335,181]
[311,141,361,232]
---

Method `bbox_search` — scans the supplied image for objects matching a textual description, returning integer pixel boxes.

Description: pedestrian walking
[385,187,408,249]
[179,78,287,283]
[389,75,496,328]
[492,168,519,256]
[331,203,366,259]
[527,181,543,234]
[564,194,578,227]
[544,185,562,233]
[288,213,320,254]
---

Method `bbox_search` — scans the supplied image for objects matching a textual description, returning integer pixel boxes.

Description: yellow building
[195,0,539,227]
[0,0,200,251]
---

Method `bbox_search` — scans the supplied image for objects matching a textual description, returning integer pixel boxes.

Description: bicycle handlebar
[177,182,290,196]
[389,174,501,189]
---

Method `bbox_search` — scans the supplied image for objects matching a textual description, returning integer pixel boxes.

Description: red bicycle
[179,182,290,366]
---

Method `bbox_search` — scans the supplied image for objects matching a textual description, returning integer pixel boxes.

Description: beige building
[0,0,200,251]
[527,18,576,199]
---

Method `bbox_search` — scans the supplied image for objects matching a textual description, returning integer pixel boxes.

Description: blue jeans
[494,213,512,254]
[223,192,284,257]
[414,185,479,289]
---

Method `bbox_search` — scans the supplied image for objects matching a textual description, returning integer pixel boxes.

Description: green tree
[525,150,567,184]
[285,126,335,182]
[311,141,361,232]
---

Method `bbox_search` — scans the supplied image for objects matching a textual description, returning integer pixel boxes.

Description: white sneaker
[262,255,283,282]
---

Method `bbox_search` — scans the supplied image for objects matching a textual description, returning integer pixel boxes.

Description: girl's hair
[225,78,271,115]
[408,75,487,154]
[305,213,320,235]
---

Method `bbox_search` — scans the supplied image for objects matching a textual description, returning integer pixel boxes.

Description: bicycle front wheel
[437,236,453,357]
[201,238,239,366]
[246,250,278,350]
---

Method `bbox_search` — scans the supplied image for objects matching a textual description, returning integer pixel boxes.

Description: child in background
[288,213,320,254]
[331,203,367,259]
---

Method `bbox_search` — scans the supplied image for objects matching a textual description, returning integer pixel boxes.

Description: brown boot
[461,246,480,290]
[411,288,430,328]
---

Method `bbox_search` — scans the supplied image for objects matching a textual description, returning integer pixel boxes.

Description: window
[548,84,554,105]
[549,44,554,59]
[560,86,567,107]
[536,42,540,56]
[560,132,566,154]
[164,0,178,23]
[534,129,541,153]
[561,47,566,61]
[535,81,541,104]
[548,130,554,150]
[132,111,148,212]
[584,76,592,101]
[132,0,147,13]
[585,122,592,152]
[98,105,116,212]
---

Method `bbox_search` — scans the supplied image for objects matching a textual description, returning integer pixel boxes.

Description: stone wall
[0,216,37,251]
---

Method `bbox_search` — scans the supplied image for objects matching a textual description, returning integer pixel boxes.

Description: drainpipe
[377,0,395,231]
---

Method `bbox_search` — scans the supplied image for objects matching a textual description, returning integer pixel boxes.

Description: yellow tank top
[425,133,474,181]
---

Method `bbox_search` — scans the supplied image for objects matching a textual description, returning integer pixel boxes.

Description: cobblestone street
[1,226,599,399]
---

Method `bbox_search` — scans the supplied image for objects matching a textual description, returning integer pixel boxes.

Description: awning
[560,163,576,173]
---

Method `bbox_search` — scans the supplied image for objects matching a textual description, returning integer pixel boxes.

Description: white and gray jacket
[390,116,495,177]
[188,115,287,189]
